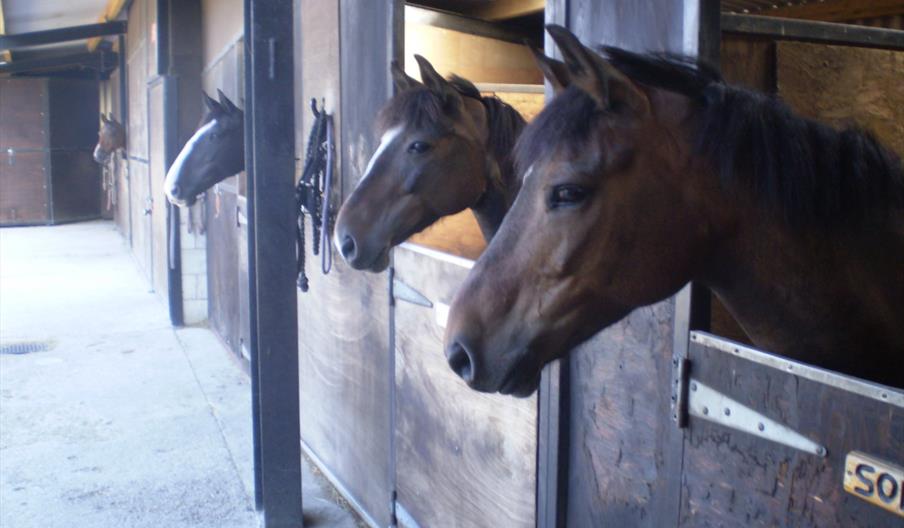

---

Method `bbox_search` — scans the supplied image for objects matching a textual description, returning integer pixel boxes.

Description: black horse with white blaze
[165,90,244,207]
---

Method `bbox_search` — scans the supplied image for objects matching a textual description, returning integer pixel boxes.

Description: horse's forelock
[514,87,600,177]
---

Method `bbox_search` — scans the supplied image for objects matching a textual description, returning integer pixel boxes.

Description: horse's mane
[516,46,904,228]
[377,76,526,190]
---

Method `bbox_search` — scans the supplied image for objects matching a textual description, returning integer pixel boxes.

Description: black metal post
[247,0,302,526]
[243,0,265,512]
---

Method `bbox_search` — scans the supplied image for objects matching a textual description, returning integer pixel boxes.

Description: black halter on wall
[296,99,336,292]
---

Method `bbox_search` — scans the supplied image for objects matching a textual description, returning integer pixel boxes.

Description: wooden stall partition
[127,0,154,284]
[201,0,246,356]
[392,245,537,528]
[293,2,395,526]
[148,77,174,303]
[775,41,904,156]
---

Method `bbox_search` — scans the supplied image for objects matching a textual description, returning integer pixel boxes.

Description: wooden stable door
[392,244,537,528]
[679,332,903,527]
[148,78,169,296]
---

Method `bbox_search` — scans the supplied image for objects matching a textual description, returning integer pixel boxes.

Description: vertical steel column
[243,0,264,512]
[247,0,302,526]
[158,0,184,327]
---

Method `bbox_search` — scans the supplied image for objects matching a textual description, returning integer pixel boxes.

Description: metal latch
[687,378,827,457]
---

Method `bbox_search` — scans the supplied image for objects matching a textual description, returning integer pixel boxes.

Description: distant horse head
[444,25,904,396]
[332,55,527,272]
[93,113,126,164]
[164,90,244,207]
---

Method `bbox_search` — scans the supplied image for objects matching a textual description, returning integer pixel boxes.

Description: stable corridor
[0,221,359,528]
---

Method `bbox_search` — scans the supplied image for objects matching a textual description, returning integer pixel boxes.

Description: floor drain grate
[0,341,52,355]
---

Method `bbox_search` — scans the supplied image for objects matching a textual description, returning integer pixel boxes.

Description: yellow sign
[844,451,904,518]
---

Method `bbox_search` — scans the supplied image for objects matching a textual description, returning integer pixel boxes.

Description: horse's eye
[408,141,431,154]
[549,184,589,209]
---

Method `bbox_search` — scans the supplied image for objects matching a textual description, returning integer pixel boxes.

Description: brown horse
[93,113,126,164]
[332,55,529,272]
[444,25,904,396]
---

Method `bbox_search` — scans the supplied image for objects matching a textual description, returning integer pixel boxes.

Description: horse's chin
[367,250,391,273]
[498,368,542,398]
[491,349,544,398]
[166,194,197,208]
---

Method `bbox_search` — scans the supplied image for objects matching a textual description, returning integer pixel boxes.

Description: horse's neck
[706,212,904,386]
[471,159,517,241]
[469,102,523,241]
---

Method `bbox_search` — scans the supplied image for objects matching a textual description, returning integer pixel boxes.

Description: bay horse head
[332,55,527,272]
[93,113,126,164]
[164,90,244,207]
[444,24,904,395]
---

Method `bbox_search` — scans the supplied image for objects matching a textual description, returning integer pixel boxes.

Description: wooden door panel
[393,244,537,528]
[681,332,903,527]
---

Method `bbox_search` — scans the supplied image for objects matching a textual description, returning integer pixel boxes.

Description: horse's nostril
[447,342,474,383]
[340,235,356,260]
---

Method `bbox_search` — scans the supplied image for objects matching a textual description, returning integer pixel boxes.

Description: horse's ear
[414,54,462,109]
[391,60,419,92]
[202,91,222,115]
[101,113,110,124]
[217,89,240,114]
[528,45,570,94]
[546,24,649,116]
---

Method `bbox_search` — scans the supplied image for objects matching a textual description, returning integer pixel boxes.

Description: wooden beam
[0,50,118,74]
[723,13,904,50]
[0,22,126,51]
[87,0,128,51]
[757,0,904,23]
[468,0,544,21]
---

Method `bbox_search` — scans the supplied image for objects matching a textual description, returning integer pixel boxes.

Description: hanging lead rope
[296,99,336,292]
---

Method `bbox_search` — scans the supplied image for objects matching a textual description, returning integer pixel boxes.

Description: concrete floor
[0,221,360,528]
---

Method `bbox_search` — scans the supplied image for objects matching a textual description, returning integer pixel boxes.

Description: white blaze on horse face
[334,125,405,254]
[164,119,217,206]
[361,125,404,183]
[522,164,536,184]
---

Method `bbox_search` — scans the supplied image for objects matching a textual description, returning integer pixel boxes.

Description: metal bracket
[688,378,827,457]
[391,278,432,308]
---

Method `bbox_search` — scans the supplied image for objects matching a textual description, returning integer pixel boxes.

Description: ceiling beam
[757,0,904,23]
[0,50,118,75]
[467,0,545,21]
[87,0,128,51]
[0,21,127,51]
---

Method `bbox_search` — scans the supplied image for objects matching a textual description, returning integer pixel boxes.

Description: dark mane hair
[516,46,904,228]
[377,75,526,188]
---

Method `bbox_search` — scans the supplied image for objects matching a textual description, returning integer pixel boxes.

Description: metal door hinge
[391,278,432,308]
[687,378,827,457]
